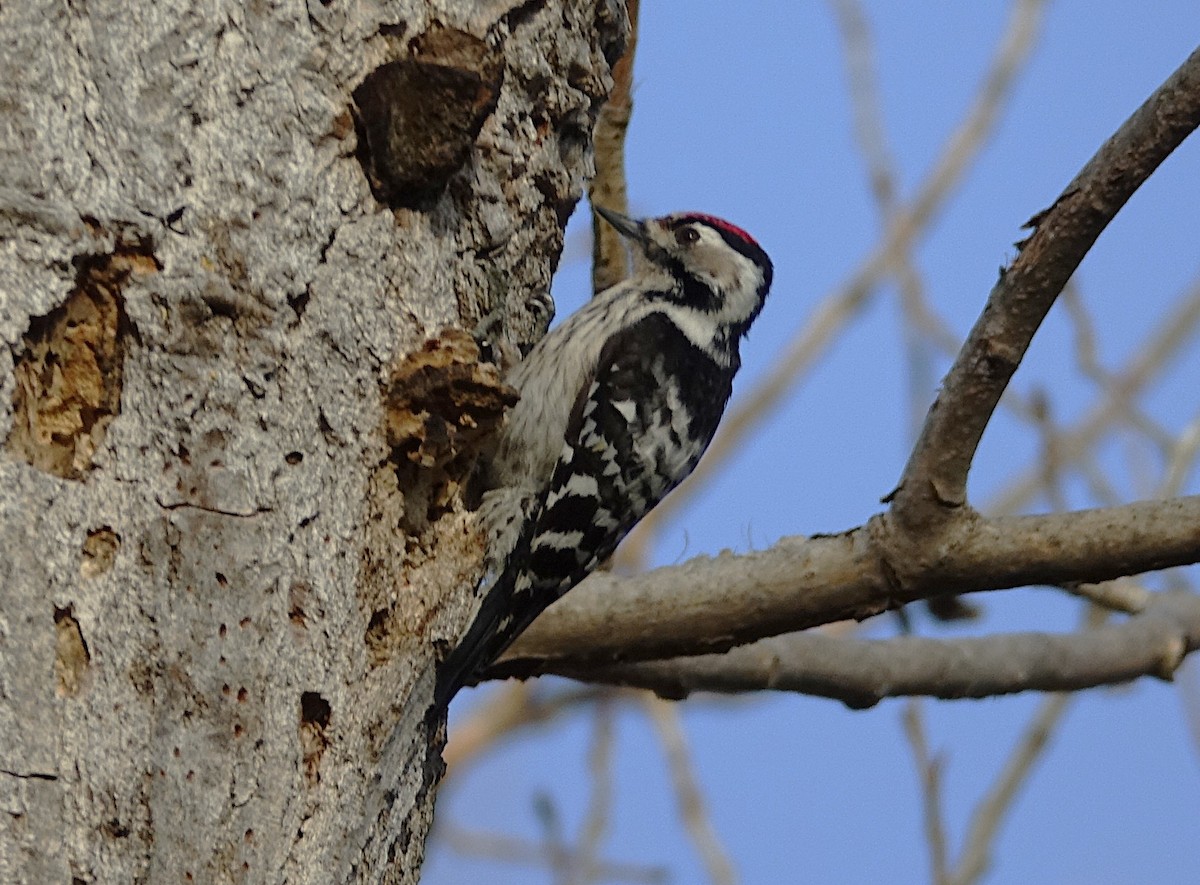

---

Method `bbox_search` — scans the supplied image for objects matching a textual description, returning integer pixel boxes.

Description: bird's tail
[434,569,518,708]
[435,489,565,707]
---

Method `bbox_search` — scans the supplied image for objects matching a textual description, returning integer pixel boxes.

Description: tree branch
[492,496,1200,674]
[892,43,1200,529]
[549,591,1200,708]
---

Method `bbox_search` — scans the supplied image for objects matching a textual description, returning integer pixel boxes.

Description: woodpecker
[435,206,773,705]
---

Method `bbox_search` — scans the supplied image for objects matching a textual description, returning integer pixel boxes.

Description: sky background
[426,3,1200,883]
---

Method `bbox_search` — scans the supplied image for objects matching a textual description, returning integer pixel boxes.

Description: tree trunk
[0,1,625,881]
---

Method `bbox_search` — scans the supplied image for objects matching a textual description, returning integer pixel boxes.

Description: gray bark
[0,1,624,882]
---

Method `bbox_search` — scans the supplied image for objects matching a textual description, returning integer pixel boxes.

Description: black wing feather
[435,313,733,705]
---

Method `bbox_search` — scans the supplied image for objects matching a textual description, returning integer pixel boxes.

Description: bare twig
[829,0,898,211]
[988,274,1200,515]
[571,700,617,885]
[902,701,950,885]
[892,43,1200,530]
[442,683,616,779]
[556,590,1199,706]
[439,823,668,884]
[829,0,941,441]
[1161,414,1200,498]
[948,693,1073,885]
[643,698,737,885]
[1030,388,1069,512]
[1178,657,1200,761]
[1059,578,1151,614]
[1060,281,1175,453]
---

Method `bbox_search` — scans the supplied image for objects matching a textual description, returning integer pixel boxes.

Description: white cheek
[659,305,725,356]
[726,263,765,317]
[693,252,764,324]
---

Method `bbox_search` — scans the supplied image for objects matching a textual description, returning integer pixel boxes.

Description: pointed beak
[594,205,648,245]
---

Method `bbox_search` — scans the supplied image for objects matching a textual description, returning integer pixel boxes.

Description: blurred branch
[902,701,950,885]
[439,823,667,884]
[534,792,569,882]
[892,43,1200,530]
[948,691,1073,885]
[643,697,737,885]
[442,683,616,779]
[830,0,940,440]
[588,0,639,293]
[571,700,617,885]
[1060,280,1105,382]
[1178,656,1200,761]
[1162,413,1200,496]
[829,0,898,210]
[1060,280,1176,453]
[988,271,1200,516]
[1030,389,1070,512]
[615,0,1047,569]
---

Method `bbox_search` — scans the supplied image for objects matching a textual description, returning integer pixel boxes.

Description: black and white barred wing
[435,314,732,704]
[523,313,733,599]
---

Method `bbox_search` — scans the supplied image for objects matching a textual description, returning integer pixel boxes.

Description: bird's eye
[675,226,700,246]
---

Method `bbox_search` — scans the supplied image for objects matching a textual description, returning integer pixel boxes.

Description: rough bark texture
[0,1,625,882]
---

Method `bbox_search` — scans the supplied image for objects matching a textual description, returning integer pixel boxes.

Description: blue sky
[427,3,1200,883]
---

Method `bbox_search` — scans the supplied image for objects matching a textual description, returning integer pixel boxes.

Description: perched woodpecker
[436,206,773,705]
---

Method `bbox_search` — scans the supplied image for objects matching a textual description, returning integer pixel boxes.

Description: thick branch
[558,592,1200,707]
[492,496,1200,675]
[893,43,1200,529]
